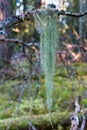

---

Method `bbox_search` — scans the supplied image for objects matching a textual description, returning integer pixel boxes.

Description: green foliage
[35,9,58,110]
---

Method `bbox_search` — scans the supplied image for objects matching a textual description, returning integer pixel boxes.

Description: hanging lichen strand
[35,9,58,110]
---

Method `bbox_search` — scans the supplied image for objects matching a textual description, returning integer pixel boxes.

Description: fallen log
[0,111,87,130]
[0,111,69,130]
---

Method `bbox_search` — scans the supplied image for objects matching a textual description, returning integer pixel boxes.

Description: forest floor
[0,51,87,129]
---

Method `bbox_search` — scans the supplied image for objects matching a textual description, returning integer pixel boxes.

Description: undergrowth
[0,62,87,119]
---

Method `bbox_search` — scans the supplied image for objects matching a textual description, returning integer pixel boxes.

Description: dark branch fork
[0,9,87,30]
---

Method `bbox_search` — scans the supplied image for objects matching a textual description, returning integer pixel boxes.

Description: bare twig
[64,10,87,17]
[70,98,80,130]
[70,98,86,130]
[80,115,86,130]
[0,38,28,47]
[0,38,39,48]
[75,98,80,114]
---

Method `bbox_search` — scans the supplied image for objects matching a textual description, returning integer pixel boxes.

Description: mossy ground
[0,61,87,129]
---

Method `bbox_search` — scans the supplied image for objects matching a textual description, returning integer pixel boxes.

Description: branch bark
[0,9,87,30]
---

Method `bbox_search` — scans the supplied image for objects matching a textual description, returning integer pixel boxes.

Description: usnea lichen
[35,9,58,110]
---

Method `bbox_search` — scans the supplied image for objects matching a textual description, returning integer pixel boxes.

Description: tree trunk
[22,0,27,53]
[79,0,83,39]
[0,0,11,66]
[83,0,87,39]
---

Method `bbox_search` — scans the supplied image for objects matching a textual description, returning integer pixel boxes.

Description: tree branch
[0,9,87,30]
[0,38,39,49]
[80,115,86,130]
[63,10,87,17]
[0,16,23,30]
[70,98,80,130]
[0,38,28,47]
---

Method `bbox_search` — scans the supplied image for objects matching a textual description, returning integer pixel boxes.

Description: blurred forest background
[0,0,87,130]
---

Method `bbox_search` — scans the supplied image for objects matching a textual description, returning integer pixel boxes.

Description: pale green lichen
[35,9,58,110]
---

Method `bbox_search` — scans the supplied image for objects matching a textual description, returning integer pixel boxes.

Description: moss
[81,99,87,107]
[0,60,87,127]
[0,112,69,130]
[55,65,68,78]
[18,118,29,128]
[75,63,87,76]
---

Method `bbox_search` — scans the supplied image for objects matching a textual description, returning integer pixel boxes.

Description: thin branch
[0,38,39,48]
[61,10,87,17]
[0,9,87,29]
[0,16,23,30]
[0,38,28,47]
[70,98,80,130]
[80,115,86,130]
